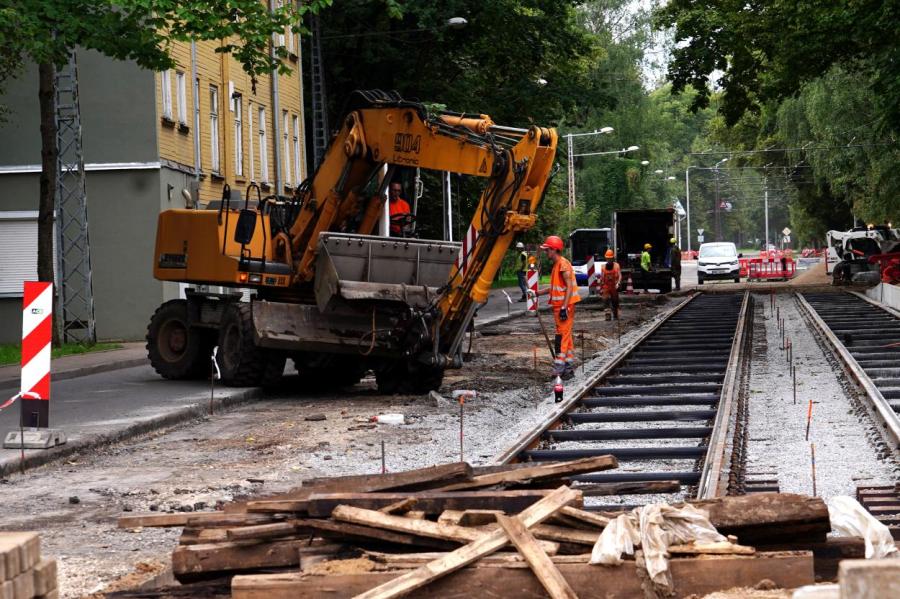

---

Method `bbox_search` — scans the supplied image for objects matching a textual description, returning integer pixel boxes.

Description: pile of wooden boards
[115,458,830,598]
[0,533,58,599]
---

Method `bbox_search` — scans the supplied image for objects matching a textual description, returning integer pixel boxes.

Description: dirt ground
[0,296,668,598]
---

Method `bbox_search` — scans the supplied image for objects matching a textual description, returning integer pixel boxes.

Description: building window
[0,212,55,297]
[210,85,220,174]
[292,114,301,185]
[175,71,187,124]
[282,110,291,186]
[258,106,268,183]
[275,0,286,46]
[247,101,255,182]
[194,77,201,165]
[161,70,172,119]
[233,94,243,177]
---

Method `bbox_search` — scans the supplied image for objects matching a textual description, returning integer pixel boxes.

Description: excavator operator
[531,235,581,379]
[388,182,413,236]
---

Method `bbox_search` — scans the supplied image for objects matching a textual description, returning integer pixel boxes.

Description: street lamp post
[563,127,618,209]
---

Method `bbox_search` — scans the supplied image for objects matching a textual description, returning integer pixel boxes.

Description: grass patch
[492,274,550,289]
[0,342,122,366]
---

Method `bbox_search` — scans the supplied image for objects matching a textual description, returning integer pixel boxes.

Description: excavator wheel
[217,303,284,387]
[375,361,444,395]
[146,300,207,380]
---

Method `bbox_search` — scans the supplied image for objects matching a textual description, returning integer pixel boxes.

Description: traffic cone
[625,272,635,295]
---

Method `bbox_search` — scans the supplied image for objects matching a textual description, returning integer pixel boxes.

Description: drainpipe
[190,41,201,180]
[269,0,284,194]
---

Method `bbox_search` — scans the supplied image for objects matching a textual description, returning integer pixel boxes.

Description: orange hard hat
[604,249,615,259]
[540,235,564,251]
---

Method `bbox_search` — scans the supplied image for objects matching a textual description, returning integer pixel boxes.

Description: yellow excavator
[148,90,558,392]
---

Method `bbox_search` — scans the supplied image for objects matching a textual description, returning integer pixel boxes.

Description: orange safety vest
[549,257,581,307]
[600,261,621,290]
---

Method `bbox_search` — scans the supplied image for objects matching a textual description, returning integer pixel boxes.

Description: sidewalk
[0,341,147,391]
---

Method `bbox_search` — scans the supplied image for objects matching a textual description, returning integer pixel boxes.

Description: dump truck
[613,208,676,293]
[147,90,558,393]
[827,225,900,284]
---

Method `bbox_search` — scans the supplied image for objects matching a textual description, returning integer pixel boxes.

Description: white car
[697,242,741,284]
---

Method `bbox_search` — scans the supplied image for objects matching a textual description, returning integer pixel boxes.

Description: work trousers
[672,267,681,291]
[516,271,527,297]
[602,288,620,319]
[552,305,576,373]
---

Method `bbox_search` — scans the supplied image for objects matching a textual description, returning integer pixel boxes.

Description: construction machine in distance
[147,90,558,393]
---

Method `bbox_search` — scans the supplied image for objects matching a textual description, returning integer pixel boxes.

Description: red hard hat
[540,235,564,251]
[604,249,615,259]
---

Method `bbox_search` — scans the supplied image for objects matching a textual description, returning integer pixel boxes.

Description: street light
[564,126,617,210]
[714,158,728,241]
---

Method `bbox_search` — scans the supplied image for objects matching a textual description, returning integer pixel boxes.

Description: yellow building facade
[154,29,307,204]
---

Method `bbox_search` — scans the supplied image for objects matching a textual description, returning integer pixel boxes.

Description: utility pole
[566,134,575,211]
[55,52,96,344]
[764,176,769,250]
[685,168,692,252]
[714,168,721,241]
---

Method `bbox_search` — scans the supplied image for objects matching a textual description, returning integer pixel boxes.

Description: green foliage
[0,342,121,365]
[0,0,332,83]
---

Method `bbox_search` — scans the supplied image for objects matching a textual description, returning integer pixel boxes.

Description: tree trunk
[38,62,60,346]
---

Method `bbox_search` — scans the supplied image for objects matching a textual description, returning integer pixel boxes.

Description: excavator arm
[287,91,558,363]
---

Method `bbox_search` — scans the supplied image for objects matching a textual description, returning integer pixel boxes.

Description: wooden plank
[231,551,814,599]
[378,498,417,514]
[576,480,680,496]
[667,542,755,555]
[332,506,497,544]
[531,525,599,546]
[364,552,593,567]
[559,506,610,529]
[304,490,568,517]
[172,540,342,581]
[496,515,579,599]
[118,512,275,529]
[302,519,458,551]
[225,522,299,542]
[435,456,617,492]
[692,492,830,544]
[179,528,229,545]
[349,486,579,599]
[458,510,504,526]
[227,463,474,512]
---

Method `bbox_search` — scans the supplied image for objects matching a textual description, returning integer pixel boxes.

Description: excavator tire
[147,300,207,380]
[217,303,285,387]
[376,361,444,395]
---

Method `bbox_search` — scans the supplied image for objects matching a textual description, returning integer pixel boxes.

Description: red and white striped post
[20,281,52,428]
[526,267,539,314]
[586,255,597,295]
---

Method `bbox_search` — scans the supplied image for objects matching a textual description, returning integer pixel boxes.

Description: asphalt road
[0,364,251,465]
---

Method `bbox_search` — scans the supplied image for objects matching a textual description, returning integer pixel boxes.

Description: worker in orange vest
[530,235,581,379]
[599,249,622,320]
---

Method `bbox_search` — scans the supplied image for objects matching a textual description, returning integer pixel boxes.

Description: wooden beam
[172,540,342,581]
[118,512,276,529]
[559,506,610,529]
[531,524,599,546]
[379,498,417,514]
[496,515,579,599]
[348,486,580,599]
[692,493,830,544]
[302,519,458,551]
[575,480,680,496]
[435,456,617,492]
[305,490,569,517]
[231,551,815,599]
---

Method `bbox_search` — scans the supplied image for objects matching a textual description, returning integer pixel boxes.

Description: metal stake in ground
[580,330,585,374]
[805,395,813,441]
[381,440,386,474]
[810,443,817,496]
[533,303,557,360]
[793,363,797,405]
[453,390,477,462]
[210,346,221,415]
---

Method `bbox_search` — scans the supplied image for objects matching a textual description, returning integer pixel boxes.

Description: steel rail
[494,292,699,464]
[696,290,751,499]
[796,292,900,449]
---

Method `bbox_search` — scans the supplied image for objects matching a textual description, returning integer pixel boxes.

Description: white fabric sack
[827,495,899,559]
[590,503,726,588]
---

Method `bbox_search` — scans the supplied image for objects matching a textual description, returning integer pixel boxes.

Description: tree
[0,0,330,343]
[656,1,900,129]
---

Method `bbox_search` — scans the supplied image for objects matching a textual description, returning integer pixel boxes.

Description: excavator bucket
[314,233,461,312]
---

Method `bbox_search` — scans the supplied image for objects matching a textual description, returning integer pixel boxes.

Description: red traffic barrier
[747,257,796,281]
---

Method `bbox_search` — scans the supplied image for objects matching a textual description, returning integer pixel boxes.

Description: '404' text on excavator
[148,91,558,393]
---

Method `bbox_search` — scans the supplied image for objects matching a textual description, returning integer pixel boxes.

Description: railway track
[798,291,900,449]
[499,291,752,509]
